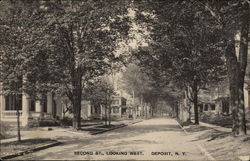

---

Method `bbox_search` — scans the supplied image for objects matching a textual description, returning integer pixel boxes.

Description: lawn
[0,138,59,159]
[184,125,250,160]
[200,111,250,130]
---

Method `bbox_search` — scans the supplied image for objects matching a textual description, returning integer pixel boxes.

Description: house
[0,87,64,126]
[0,80,92,126]
[214,97,230,115]
[196,81,231,115]
[198,89,216,113]
[111,95,127,118]
[177,84,228,123]
[83,95,129,120]
[125,98,136,118]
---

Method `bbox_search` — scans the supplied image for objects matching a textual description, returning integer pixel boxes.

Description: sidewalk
[0,119,142,144]
[0,119,143,160]
[200,121,250,133]
[180,121,250,161]
[0,127,70,144]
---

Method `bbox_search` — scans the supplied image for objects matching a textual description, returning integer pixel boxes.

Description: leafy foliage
[84,77,115,107]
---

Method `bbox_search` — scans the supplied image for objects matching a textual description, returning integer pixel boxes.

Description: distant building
[198,82,230,115]
[111,95,127,118]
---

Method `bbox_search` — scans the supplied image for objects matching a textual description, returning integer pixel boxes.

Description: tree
[121,62,179,118]
[121,63,152,117]
[40,1,131,130]
[1,0,132,130]
[0,0,45,141]
[84,77,115,126]
[198,0,249,135]
[133,1,226,124]
[134,0,249,134]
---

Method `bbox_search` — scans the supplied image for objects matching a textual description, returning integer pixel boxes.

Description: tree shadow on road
[61,124,183,146]
[99,124,183,139]
[185,126,211,133]
[207,130,232,141]
[187,126,232,142]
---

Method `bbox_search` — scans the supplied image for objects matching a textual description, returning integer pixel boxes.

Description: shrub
[59,117,72,126]
[27,118,39,128]
[0,123,11,139]
[28,118,60,127]
[39,120,60,127]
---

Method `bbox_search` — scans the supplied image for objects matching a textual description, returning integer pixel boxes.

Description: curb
[175,119,216,161]
[130,120,143,125]
[65,120,143,135]
[91,124,127,135]
[81,123,103,127]
[0,141,61,160]
[91,120,142,135]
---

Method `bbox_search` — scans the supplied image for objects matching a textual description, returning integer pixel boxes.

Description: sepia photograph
[0,0,249,160]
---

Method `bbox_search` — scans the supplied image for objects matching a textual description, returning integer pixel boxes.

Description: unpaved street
[15,118,209,160]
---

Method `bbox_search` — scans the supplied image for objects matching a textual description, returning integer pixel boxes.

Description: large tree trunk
[238,1,249,135]
[226,39,247,135]
[72,74,82,130]
[225,0,248,136]
[192,80,199,125]
[72,90,82,130]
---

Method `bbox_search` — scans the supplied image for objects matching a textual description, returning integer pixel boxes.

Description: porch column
[1,94,5,110]
[244,86,249,110]
[87,102,91,118]
[35,100,43,118]
[0,94,5,120]
[0,82,5,120]
[21,92,30,126]
[47,93,53,114]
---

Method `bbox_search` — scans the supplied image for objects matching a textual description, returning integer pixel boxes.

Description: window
[121,98,126,106]
[121,108,127,115]
[30,100,35,111]
[5,94,22,110]
[211,104,216,111]
[94,105,100,114]
[198,104,203,112]
[42,97,47,112]
[204,104,208,111]
[222,100,229,114]
[4,77,22,110]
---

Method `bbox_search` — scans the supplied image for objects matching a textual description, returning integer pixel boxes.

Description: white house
[0,86,64,126]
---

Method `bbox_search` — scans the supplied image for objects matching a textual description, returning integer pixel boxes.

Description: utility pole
[15,81,21,142]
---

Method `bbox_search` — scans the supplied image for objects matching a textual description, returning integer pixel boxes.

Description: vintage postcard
[0,0,250,160]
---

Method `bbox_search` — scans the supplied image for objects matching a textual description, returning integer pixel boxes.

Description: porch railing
[1,110,23,118]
